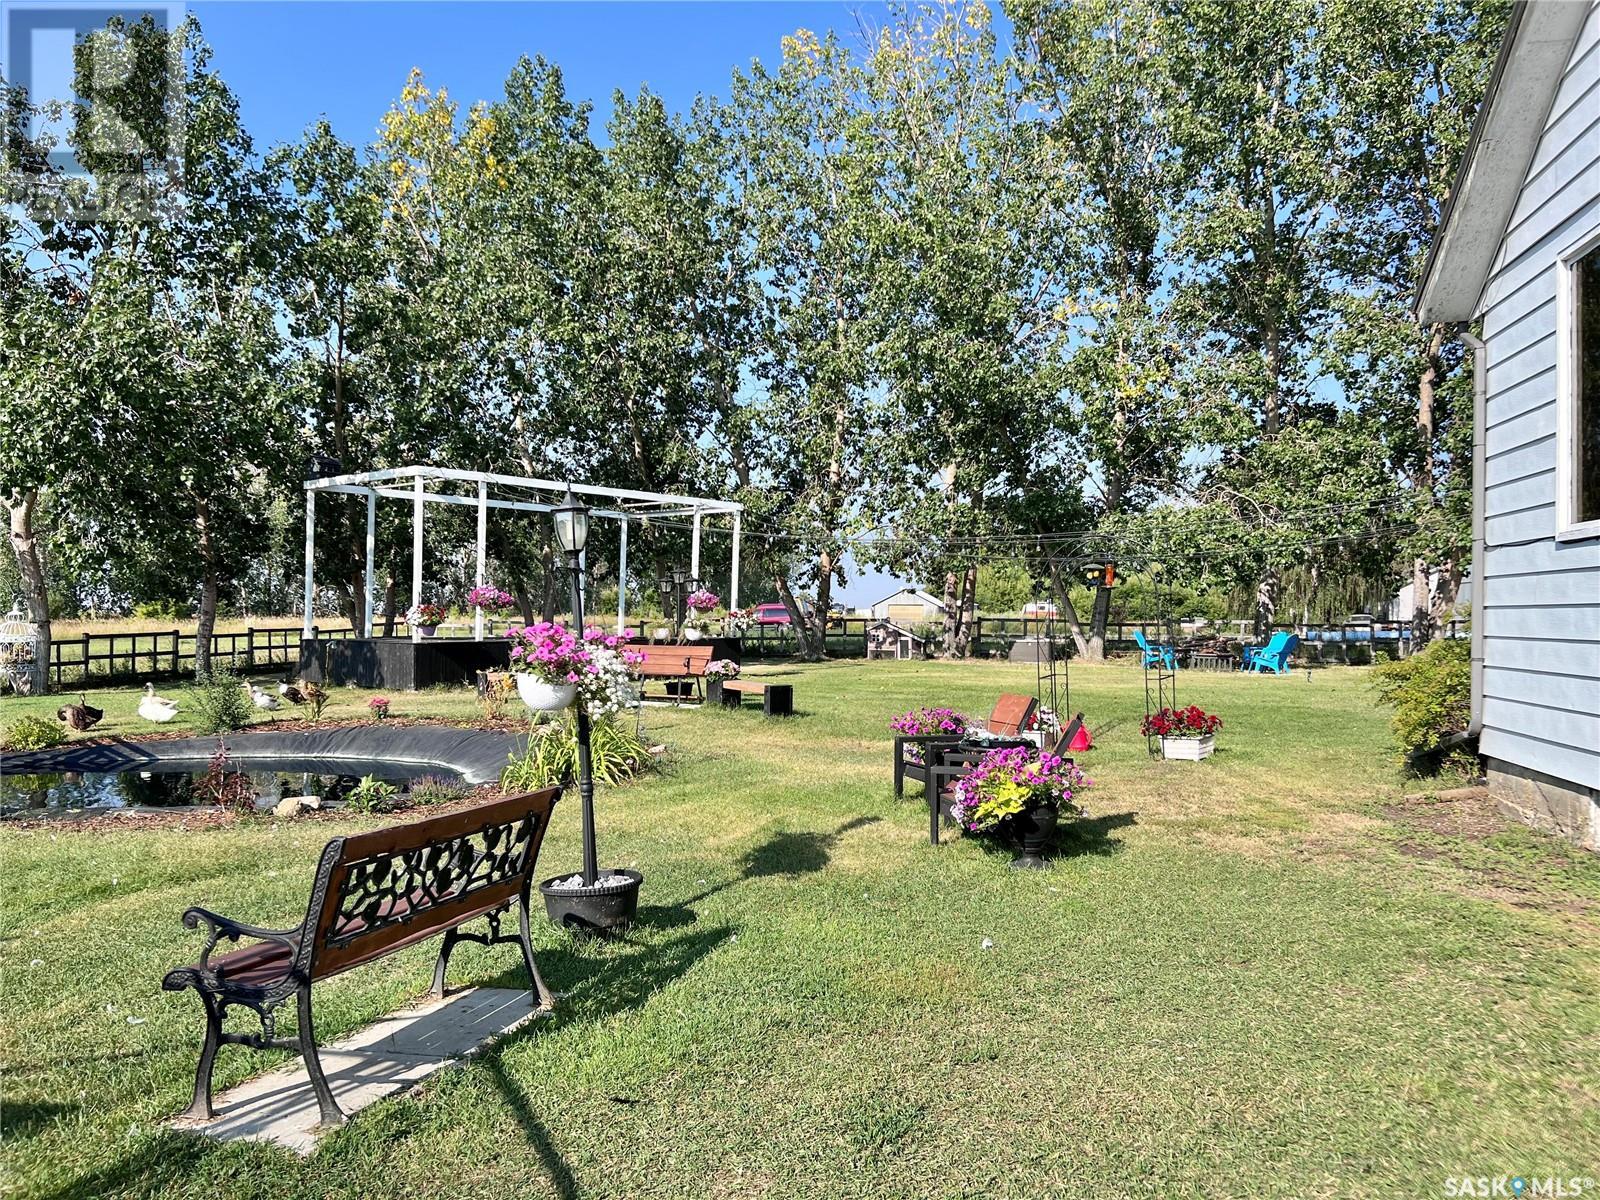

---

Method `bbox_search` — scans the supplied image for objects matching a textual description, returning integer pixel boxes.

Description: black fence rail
[44,624,395,688]
[34,613,1466,689]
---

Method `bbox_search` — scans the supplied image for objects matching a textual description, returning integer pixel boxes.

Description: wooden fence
[43,624,393,688]
[37,614,1464,688]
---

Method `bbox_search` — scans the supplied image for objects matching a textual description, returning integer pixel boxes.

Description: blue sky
[190,1,894,151]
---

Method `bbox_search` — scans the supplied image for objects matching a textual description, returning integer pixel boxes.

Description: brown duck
[57,693,104,732]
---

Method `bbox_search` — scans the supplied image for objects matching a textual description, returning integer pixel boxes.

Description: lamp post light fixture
[552,488,599,888]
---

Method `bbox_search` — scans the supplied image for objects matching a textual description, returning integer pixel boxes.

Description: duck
[279,679,307,706]
[138,683,180,723]
[245,683,280,710]
[56,693,104,733]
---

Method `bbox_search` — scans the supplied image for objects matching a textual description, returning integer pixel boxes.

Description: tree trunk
[512,580,535,626]
[1411,327,1445,649]
[381,574,397,637]
[1048,561,1090,659]
[774,574,815,660]
[1254,565,1279,641]
[193,495,218,678]
[811,547,837,661]
[939,569,961,657]
[954,565,978,657]
[1088,581,1113,661]
[5,490,51,694]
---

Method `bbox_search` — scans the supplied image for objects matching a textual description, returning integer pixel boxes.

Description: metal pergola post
[690,507,702,582]
[411,475,424,642]
[474,480,487,641]
[730,511,741,611]
[363,490,376,638]
[302,491,316,638]
[616,519,629,635]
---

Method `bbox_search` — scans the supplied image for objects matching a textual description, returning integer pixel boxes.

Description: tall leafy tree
[1318,0,1510,643]
[862,3,1078,656]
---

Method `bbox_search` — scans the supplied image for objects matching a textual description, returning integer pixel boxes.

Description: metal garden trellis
[299,466,744,641]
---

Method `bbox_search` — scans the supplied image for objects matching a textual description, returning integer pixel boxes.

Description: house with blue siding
[1417,0,1600,848]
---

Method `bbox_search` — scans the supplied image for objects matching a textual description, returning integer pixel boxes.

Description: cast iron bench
[712,679,794,716]
[893,692,1038,804]
[632,643,714,702]
[162,786,561,1129]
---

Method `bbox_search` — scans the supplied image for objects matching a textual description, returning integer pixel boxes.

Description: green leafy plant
[1372,638,1472,772]
[409,775,470,807]
[188,668,255,734]
[2,714,67,751]
[346,774,402,813]
[501,715,655,791]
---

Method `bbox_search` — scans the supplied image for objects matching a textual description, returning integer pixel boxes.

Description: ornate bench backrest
[298,787,560,980]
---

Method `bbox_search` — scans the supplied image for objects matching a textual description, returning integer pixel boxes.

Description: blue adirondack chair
[1132,629,1177,670]
[1242,631,1299,674]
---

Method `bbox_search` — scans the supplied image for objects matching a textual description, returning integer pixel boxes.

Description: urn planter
[539,868,644,935]
[1159,734,1215,761]
[516,674,578,712]
[1009,802,1059,870]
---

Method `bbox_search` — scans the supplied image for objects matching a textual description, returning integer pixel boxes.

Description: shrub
[1372,638,1472,768]
[3,714,67,751]
[502,714,654,790]
[410,775,470,807]
[133,598,190,621]
[193,745,256,813]
[346,775,402,813]
[188,668,255,734]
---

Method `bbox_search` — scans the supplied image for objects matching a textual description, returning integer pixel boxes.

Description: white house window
[1557,232,1600,538]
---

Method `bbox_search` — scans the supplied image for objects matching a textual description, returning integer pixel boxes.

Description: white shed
[867,588,947,627]
[1416,0,1600,848]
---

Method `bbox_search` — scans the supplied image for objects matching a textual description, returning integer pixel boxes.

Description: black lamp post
[551,487,598,887]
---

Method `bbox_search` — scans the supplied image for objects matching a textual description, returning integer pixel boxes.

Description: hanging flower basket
[516,674,577,711]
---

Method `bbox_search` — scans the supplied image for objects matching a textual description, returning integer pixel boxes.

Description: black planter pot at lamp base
[1009,803,1059,870]
[540,868,644,936]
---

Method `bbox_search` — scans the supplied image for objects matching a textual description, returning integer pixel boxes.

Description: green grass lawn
[3,661,1597,1199]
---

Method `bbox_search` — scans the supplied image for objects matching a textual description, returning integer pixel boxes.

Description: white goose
[138,682,180,723]
[245,683,280,711]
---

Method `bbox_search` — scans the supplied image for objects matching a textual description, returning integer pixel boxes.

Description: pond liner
[0,726,524,786]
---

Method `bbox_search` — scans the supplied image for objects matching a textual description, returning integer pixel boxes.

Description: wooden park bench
[161,787,561,1129]
[712,678,795,716]
[631,643,714,703]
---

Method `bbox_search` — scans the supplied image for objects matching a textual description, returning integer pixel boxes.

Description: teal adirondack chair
[1132,629,1177,670]
[1242,631,1299,674]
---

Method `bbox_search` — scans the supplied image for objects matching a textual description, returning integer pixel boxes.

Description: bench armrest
[180,906,301,967]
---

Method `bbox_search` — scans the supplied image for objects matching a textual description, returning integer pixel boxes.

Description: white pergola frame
[301,466,744,641]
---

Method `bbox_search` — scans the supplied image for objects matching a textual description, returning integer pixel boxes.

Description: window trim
[1555,222,1600,542]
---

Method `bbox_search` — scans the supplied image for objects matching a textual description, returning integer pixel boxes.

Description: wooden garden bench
[631,643,714,702]
[712,679,794,716]
[161,787,561,1129]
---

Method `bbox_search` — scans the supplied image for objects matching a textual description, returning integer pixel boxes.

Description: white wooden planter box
[1159,734,1215,761]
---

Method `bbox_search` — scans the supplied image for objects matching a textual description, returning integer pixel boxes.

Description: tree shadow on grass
[1054,810,1136,859]
[1,1098,78,1140]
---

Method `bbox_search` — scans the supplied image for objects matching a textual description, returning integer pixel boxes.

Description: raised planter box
[1159,734,1215,761]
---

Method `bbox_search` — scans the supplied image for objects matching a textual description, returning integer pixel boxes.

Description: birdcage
[0,601,40,695]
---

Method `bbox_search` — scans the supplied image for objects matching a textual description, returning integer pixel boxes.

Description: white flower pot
[683,627,703,642]
[1160,734,1215,761]
[516,674,577,712]
[653,626,669,641]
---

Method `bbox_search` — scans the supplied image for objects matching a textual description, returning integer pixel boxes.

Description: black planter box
[298,636,512,690]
